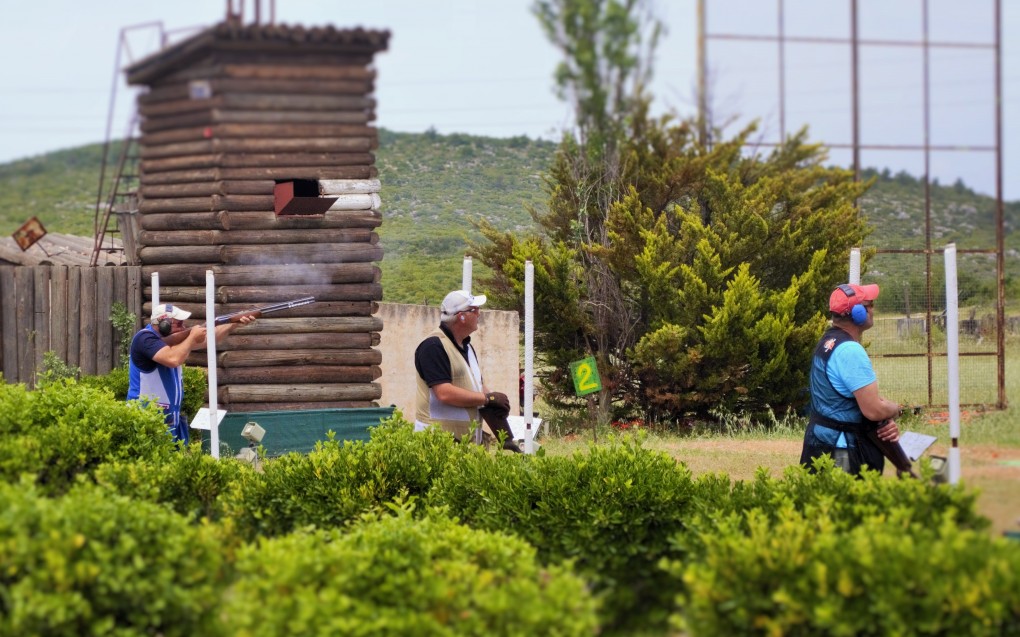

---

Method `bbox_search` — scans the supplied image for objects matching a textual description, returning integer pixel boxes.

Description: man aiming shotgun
[127,297,314,444]
[158,296,316,345]
[800,283,916,477]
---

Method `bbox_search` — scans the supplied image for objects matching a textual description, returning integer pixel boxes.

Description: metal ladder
[89,20,171,267]
[91,115,140,266]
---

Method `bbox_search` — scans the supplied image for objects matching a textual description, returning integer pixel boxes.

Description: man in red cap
[800,283,904,475]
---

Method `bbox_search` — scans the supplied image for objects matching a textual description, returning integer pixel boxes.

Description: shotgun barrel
[214,296,316,324]
[159,297,316,344]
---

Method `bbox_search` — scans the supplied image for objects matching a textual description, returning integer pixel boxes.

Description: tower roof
[127,21,390,85]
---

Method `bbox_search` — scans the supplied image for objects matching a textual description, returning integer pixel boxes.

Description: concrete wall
[377,302,521,420]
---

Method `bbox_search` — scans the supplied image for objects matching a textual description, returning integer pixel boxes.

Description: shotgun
[212,296,316,324]
[160,296,315,344]
[866,420,918,478]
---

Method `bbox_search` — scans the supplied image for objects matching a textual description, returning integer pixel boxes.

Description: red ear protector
[836,284,869,326]
[154,303,175,336]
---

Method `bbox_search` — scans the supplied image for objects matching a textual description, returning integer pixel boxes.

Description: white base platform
[506,416,543,442]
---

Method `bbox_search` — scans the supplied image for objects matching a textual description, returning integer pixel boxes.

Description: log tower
[125,20,390,412]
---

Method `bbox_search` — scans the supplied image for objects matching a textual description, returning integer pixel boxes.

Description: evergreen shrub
[94,450,252,522]
[0,379,174,494]
[691,459,988,542]
[429,435,697,635]
[227,419,460,540]
[221,509,598,637]
[81,365,208,428]
[0,482,229,637]
[671,507,1020,636]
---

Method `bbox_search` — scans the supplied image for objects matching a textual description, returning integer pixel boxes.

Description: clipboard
[898,431,937,461]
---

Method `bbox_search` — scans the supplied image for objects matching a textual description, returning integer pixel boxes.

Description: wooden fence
[0,266,143,387]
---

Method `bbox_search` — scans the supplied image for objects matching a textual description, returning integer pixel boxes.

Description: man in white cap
[414,290,520,452]
[800,283,907,475]
[127,303,254,444]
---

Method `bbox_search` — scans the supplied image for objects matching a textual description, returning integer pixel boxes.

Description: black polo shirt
[414,324,475,387]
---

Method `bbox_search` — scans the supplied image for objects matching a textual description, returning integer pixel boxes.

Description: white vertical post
[206,270,220,459]
[151,272,160,310]
[944,243,961,484]
[462,256,473,293]
[849,248,862,285]
[524,261,535,454]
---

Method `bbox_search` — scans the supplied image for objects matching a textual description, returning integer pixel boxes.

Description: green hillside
[0,143,120,238]
[858,168,1020,308]
[375,129,553,303]
[0,132,1015,305]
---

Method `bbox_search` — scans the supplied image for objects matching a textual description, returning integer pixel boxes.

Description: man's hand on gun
[484,391,511,414]
[869,417,918,478]
[875,418,900,442]
[479,391,520,453]
[184,325,207,347]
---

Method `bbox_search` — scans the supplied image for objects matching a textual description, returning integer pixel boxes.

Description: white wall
[376,302,521,420]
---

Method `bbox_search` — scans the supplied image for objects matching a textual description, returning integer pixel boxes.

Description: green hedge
[222,509,599,636]
[81,365,208,428]
[0,482,229,636]
[0,379,175,494]
[227,418,460,540]
[94,449,252,523]
[429,435,698,635]
[703,456,988,531]
[672,507,1020,636]
[2,380,1016,636]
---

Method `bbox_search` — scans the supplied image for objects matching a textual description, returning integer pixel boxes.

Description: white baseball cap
[440,290,486,320]
[150,303,191,323]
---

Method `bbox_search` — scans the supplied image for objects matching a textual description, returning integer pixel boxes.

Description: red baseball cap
[829,283,880,315]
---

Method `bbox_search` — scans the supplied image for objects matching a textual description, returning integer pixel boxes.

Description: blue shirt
[809,331,877,448]
[127,325,187,443]
[815,339,876,421]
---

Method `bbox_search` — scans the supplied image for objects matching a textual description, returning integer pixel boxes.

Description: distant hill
[0,130,1016,305]
[374,129,553,303]
[857,168,1020,308]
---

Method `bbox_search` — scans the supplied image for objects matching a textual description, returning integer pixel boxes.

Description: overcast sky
[0,0,1015,198]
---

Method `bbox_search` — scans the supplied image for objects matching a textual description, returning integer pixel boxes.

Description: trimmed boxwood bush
[227,418,461,540]
[0,481,230,636]
[94,449,253,522]
[428,435,697,635]
[0,379,175,494]
[80,365,208,429]
[221,509,599,636]
[706,457,988,531]
[671,507,1020,636]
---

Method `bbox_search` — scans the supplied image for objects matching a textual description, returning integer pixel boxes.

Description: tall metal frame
[697,0,1006,408]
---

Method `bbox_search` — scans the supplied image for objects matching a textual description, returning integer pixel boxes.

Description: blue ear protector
[836,284,869,326]
[156,303,175,336]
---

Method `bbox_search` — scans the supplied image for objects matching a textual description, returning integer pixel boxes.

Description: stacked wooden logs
[127,22,390,412]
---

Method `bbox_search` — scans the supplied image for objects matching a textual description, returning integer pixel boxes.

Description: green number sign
[569,356,602,397]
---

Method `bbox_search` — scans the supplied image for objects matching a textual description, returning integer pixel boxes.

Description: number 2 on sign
[569,356,602,397]
[576,363,598,391]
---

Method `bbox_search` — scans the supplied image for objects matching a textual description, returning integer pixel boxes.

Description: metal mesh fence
[701,0,1007,408]
[865,250,1003,407]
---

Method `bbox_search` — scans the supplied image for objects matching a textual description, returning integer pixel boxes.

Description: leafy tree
[472,0,872,425]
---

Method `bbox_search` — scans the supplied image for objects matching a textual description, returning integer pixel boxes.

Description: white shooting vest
[414,329,492,442]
